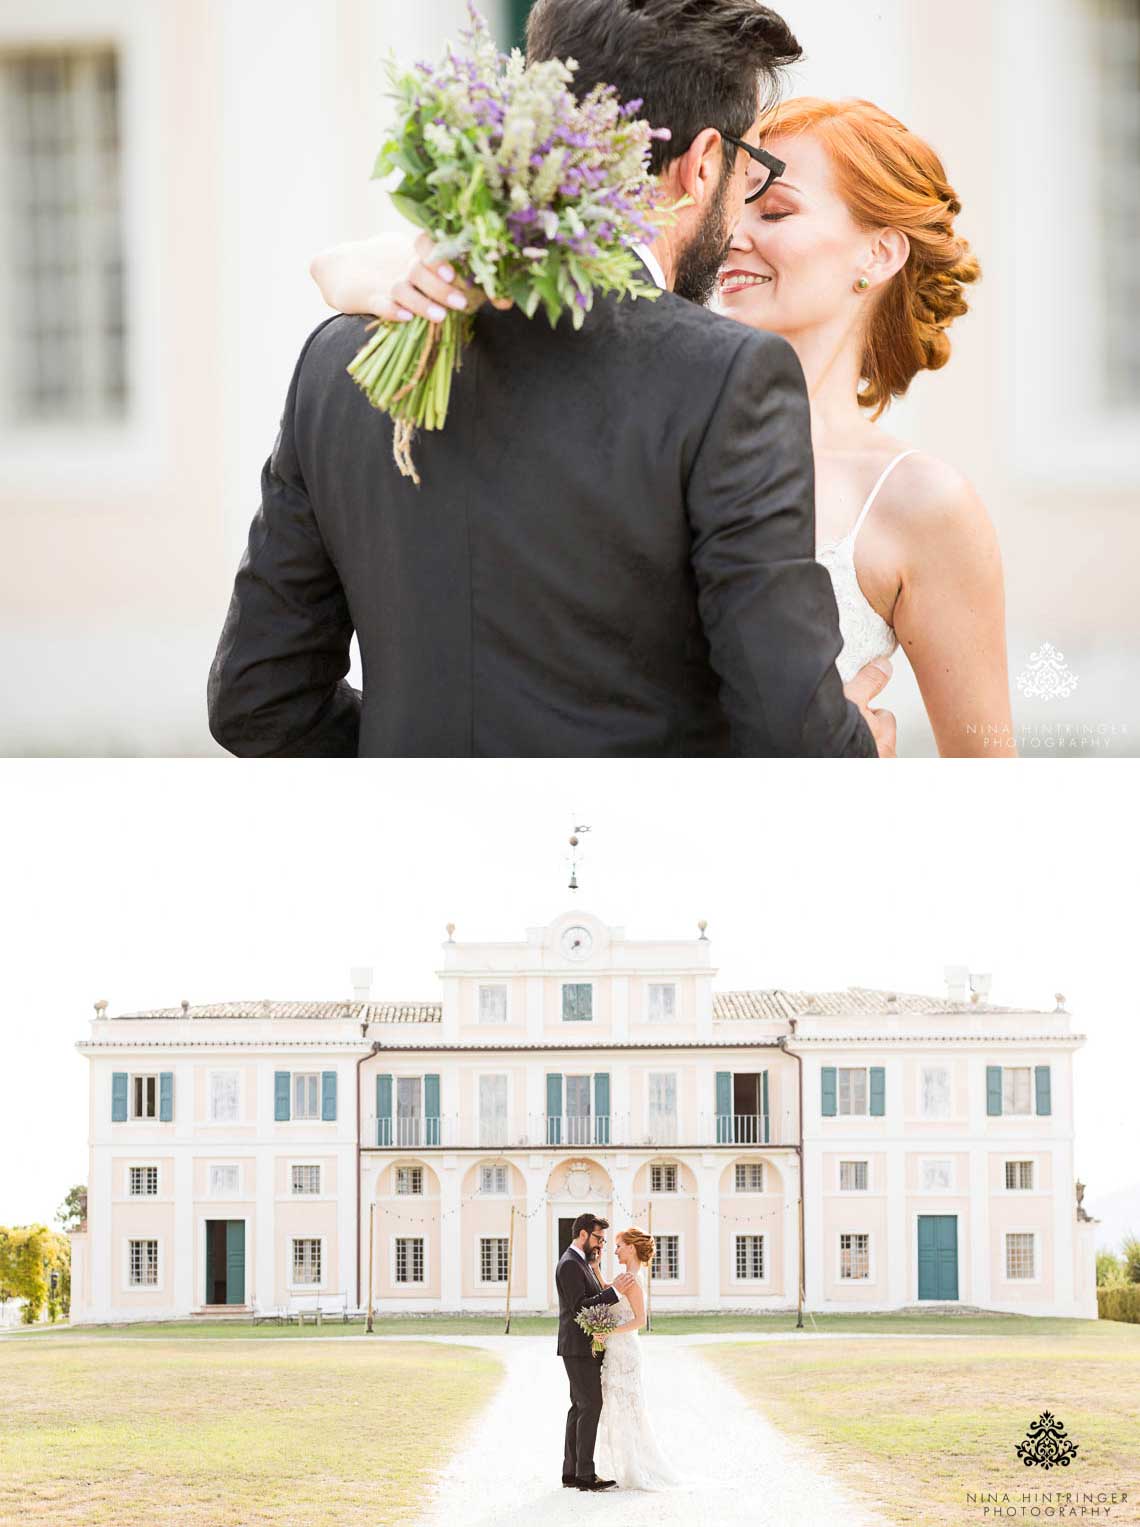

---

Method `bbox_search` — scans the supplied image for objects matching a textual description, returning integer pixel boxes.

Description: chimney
[969,972,992,1005]
[944,965,969,1004]
[180,999,191,1018]
[94,999,109,1018]
[350,966,373,1002]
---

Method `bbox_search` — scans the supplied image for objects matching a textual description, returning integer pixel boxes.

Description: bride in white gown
[592,1228,680,1492]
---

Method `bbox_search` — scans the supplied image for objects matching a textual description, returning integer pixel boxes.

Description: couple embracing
[556,1214,677,1493]
[209,0,1014,759]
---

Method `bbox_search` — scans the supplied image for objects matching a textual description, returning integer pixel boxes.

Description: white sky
[1,760,1135,1239]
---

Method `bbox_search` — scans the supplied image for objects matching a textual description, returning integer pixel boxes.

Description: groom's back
[291,293,785,756]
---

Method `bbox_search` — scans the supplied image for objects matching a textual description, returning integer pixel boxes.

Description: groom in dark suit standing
[556,1214,631,1492]
[209,0,891,758]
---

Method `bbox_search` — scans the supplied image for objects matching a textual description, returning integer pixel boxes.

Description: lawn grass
[0,1338,501,1527]
[705,1321,1140,1527]
[2,1309,1100,1340]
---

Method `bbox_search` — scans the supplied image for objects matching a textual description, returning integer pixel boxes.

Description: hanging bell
[569,867,578,890]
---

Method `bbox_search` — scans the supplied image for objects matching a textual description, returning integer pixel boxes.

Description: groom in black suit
[209,0,888,758]
[556,1213,630,1491]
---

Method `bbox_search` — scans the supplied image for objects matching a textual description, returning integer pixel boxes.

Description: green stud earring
[856,277,870,291]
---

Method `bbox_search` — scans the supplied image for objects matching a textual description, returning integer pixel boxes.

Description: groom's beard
[674,172,734,307]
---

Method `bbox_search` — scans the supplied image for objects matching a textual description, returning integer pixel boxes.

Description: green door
[917,1215,958,1301]
[225,1220,245,1305]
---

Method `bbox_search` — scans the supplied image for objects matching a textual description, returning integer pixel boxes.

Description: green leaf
[390,193,435,232]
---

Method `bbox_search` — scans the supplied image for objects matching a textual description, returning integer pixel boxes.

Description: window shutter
[111,1071,128,1123]
[1034,1065,1051,1116]
[376,1074,392,1146]
[820,1067,837,1117]
[321,1070,337,1121]
[594,1073,610,1145]
[869,1067,886,1117]
[274,1070,291,1122]
[424,1073,441,1146]
[761,1070,770,1143]
[546,1073,562,1145]
[986,1066,1003,1116]
[159,1072,174,1122]
[715,1071,732,1143]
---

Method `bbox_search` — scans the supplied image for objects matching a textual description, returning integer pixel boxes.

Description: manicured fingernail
[447,291,468,310]
[394,306,413,322]
[438,264,455,283]
[427,303,448,321]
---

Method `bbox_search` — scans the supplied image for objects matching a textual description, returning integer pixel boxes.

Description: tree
[1097,1249,1124,1287]
[55,1185,87,1233]
[0,1226,71,1324]
[1122,1233,1140,1284]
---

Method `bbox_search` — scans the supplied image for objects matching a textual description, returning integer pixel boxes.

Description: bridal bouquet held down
[347,3,670,483]
[574,1304,621,1357]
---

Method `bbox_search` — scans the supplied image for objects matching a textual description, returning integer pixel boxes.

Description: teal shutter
[225,1220,246,1304]
[376,1074,392,1146]
[321,1070,337,1121]
[986,1066,1003,1116]
[715,1071,732,1143]
[1034,1065,1051,1116]
[761,1070,770,1143]
[111,1072,128,1122]
[424,1073,441,1145]
[869,1067,886,1117]
[594,1073,610,1145]
[820,1067,837,1117]
[546,1073,563,1145]
[159,1072,174,1122]
[507,0,536,51]
[274,1071,291,1122]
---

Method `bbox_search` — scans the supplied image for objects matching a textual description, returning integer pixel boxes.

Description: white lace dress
[594,1275,680,1491]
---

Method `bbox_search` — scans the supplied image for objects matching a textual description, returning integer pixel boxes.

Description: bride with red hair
[311,96,1014,757]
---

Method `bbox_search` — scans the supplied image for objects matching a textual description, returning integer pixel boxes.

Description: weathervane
[566,819,591,892]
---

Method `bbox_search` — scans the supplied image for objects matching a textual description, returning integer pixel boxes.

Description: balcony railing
[366,1112,778,1150]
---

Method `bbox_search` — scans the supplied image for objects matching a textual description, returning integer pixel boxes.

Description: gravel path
[414,1334,889,1527]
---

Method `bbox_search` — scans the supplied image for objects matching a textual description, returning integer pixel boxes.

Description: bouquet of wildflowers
[575,1304,621,1357]
[347,2,670,484]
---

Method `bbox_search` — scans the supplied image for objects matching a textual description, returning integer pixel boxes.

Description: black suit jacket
[208,271,876,756]
[556,1246,619,1359]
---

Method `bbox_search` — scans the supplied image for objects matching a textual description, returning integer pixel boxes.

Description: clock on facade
[560,925,593,960]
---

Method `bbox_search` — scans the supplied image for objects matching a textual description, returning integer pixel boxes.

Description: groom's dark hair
[526,0,802,174]
[571,1213,609,1238]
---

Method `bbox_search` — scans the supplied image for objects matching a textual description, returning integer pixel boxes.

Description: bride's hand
[385,233,514,325]
[844,658,897,758]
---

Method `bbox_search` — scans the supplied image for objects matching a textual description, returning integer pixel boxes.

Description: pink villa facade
[69,912,1098,1323]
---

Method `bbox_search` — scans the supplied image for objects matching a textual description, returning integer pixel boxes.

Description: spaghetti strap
[849,449,919,544]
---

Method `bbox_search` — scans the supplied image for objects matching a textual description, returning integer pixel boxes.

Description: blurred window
[0,47,126,423]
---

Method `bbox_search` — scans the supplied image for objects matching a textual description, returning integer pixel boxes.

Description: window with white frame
[840,1233,870,1280]
[128,1238,158,1287]
[839,1160,868,1192]
[735,1234,764,1280]
[838,1068,868,1116]
[650,1163,677,1194]
[651,1234,679,1280]
[921,1159,953,1192]
[478,1074,508,1147]
[291,1165,320,1196]
[396,1166,424,1196]
[1005,1232,1036,1280]
[1096,0,1140,405]
[395,1237,425,1283]
[0,48,127,426]
[128,1165,157,1197]
[562,983,593,1022]
[920,1066,952,1119]
[291,1238,321,1286]
[647,983,677,1022]
[209,1164,239,1197]
[292,1072,320,1120]
[479,1237,510,1283]
[735,1162,764,1193]
[209,1071,240,1123]
[131,1074,158,1119]
[478,984,508,1024]
[647,1072,677,1143]
[1002,1067,1033,1116]
[480,1164,508,1195]
[1005,1160,1035,1191]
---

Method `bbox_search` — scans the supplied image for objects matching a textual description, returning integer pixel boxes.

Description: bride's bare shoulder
[876,450,997,563]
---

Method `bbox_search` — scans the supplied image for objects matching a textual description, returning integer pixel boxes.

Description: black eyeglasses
[721,132,786,204]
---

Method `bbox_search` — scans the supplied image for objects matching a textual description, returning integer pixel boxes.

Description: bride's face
[614,1236,633,1269]
[718,132,873,338]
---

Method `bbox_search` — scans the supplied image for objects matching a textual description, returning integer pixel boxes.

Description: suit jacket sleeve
[556,1255,620,1317]
[686,332,877,757]
[207,319,361,757]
